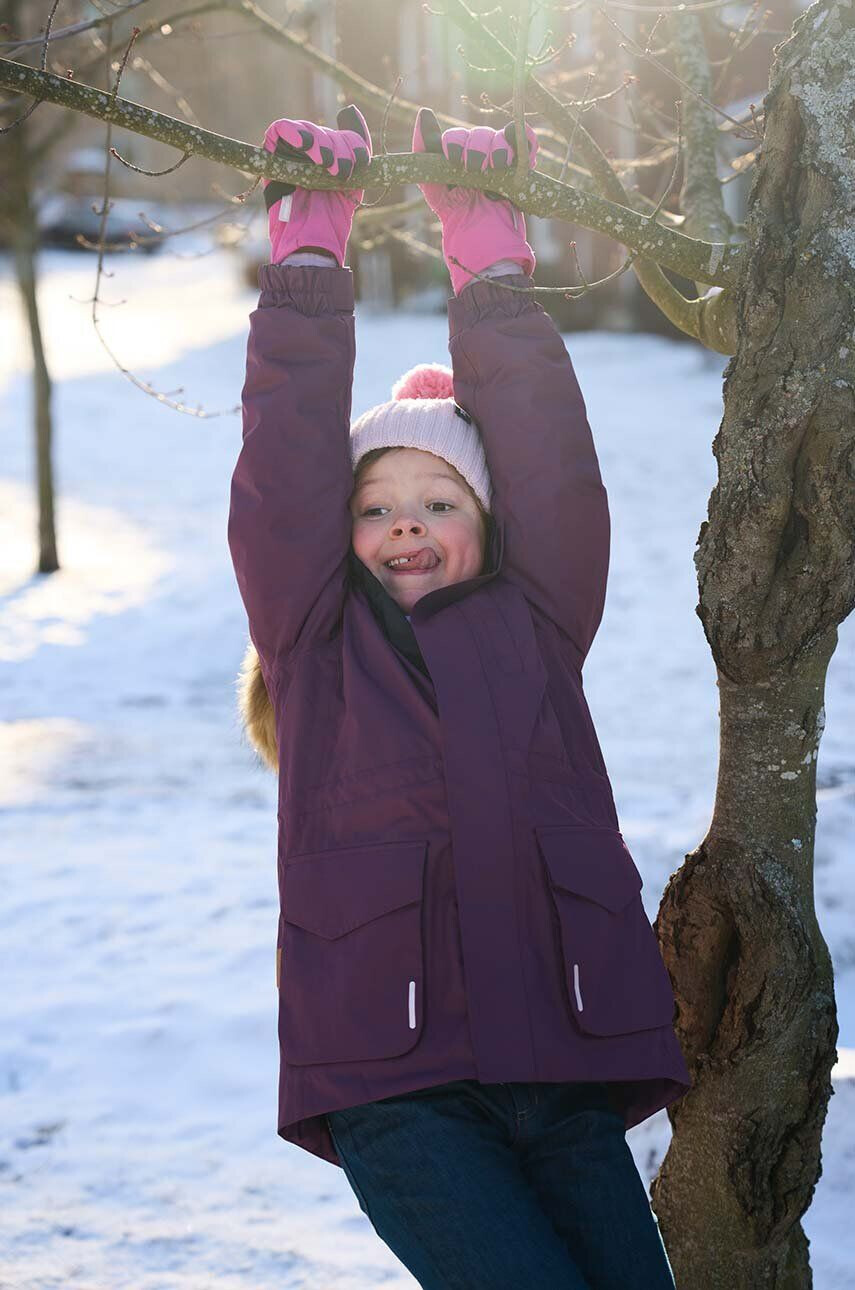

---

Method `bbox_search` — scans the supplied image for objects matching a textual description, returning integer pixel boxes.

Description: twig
[589,0,761,141]
[442,0,739,349]
[0,0,61,132]
[359,73,402,209]
[447,247,639,296]
[0,0,150,52]
[75,195,258,253]
[558,69,594,183]
[354,194,424,226]
[513,0,530,184]
[645,98,683,224]
[353,225,445,261]
[447,12,682,299]
[108,22,140,101]
[711,3,773,98]
[84,26,238,417]
[211,175,262,203]
[109,144,191,175]
[544,0,762,10]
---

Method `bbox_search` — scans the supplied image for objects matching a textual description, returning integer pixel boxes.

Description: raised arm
[410,107,609,668]
[227,106,372,675]
[448,275,610,668]
[228,265,356,672]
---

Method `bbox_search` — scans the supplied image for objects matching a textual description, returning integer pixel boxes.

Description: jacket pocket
[279,839,427,1066]
[535,825,677,1036]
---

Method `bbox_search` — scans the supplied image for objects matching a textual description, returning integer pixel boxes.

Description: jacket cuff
[257,262,354,315]
[448,271,539,339]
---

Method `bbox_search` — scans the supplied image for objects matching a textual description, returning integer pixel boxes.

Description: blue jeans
[326,1079,676,1290]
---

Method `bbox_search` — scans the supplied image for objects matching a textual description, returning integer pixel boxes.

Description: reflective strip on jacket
[228,263,692,1169]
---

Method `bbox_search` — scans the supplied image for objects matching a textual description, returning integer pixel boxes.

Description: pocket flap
[536,825,642,913]
[282,840,427,939]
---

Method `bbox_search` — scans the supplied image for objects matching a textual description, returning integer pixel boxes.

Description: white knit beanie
[349,364,493,512]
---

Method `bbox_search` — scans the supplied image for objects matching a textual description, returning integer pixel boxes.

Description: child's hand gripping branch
[229,108,372,672]
[411,107,539,294]
[408,108,610,665]
[262,104,372,266]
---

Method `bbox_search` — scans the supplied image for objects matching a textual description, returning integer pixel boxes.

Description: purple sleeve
[448,273,610,668]
[227,264,356,672]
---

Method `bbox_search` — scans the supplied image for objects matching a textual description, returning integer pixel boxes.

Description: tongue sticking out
[393,548,439,571]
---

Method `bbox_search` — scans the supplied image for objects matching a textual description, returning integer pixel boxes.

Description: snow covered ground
[1,244,852,1289]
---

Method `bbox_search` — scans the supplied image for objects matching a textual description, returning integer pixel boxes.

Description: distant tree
[1,0,58,571]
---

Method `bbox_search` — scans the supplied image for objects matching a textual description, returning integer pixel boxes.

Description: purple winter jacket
[228,262,692,1168]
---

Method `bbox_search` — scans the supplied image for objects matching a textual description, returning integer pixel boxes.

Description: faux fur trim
[236,639,278,773]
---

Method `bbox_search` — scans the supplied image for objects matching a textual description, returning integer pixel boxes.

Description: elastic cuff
[258,262,354,314]
[448,271,538,338]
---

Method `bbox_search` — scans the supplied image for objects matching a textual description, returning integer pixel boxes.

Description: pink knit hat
[349,364,493,511]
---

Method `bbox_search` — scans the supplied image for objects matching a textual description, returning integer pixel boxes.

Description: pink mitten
[412,108,538,294]
[262,104,372,266]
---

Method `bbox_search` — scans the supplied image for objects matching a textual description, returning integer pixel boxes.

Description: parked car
[35,147,164,253]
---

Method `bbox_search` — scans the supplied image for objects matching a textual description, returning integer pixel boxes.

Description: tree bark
[1,0,58,573]
[653,1,854,1284]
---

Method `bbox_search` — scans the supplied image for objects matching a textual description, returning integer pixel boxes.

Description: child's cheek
[350,521,374,565]
[443,518,484,576]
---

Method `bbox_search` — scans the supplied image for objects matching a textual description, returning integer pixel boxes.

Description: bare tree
[1,0,59,571]
[2,0,853,1283]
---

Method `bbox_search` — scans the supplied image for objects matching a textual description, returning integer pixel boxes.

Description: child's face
[350,448,486,613]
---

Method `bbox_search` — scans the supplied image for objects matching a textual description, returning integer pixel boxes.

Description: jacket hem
[277,1064,691,1169]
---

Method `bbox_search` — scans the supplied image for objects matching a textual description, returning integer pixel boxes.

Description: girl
[228,102,691,1289]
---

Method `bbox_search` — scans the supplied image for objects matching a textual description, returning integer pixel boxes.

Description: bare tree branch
[665,4,735,284]
[75,20,240,417]
[444,0,739,352]
[0,55,742,291]
[513,0,531,183]
[232,0,579,181]
[592,0,760,140]
[0,0,151,52]
[0,0,60,131]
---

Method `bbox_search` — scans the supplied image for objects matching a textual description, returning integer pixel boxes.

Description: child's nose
[390,516,427,537]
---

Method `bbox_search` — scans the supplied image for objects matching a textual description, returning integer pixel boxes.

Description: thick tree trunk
[653,2,854,1285]
[656,638,838,1288]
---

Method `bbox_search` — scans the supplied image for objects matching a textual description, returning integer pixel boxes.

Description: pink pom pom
[391,363,454,401]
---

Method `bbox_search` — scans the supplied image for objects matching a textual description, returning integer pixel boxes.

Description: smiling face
[350,447,487,613]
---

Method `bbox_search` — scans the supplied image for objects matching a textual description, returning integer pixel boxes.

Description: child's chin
[386,573,446,609]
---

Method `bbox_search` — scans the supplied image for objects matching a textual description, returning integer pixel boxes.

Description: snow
[1,245,853,1288]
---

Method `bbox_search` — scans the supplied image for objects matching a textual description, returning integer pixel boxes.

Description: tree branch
[444,0,740,352]
[0,0,151,52]
[513,0,531,184]
[0,56,742,290]
[664,9,735,259]
[234,0,582,184]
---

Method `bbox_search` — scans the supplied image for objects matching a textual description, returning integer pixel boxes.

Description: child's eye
[361,506,388,517]
[428,501,454,513]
